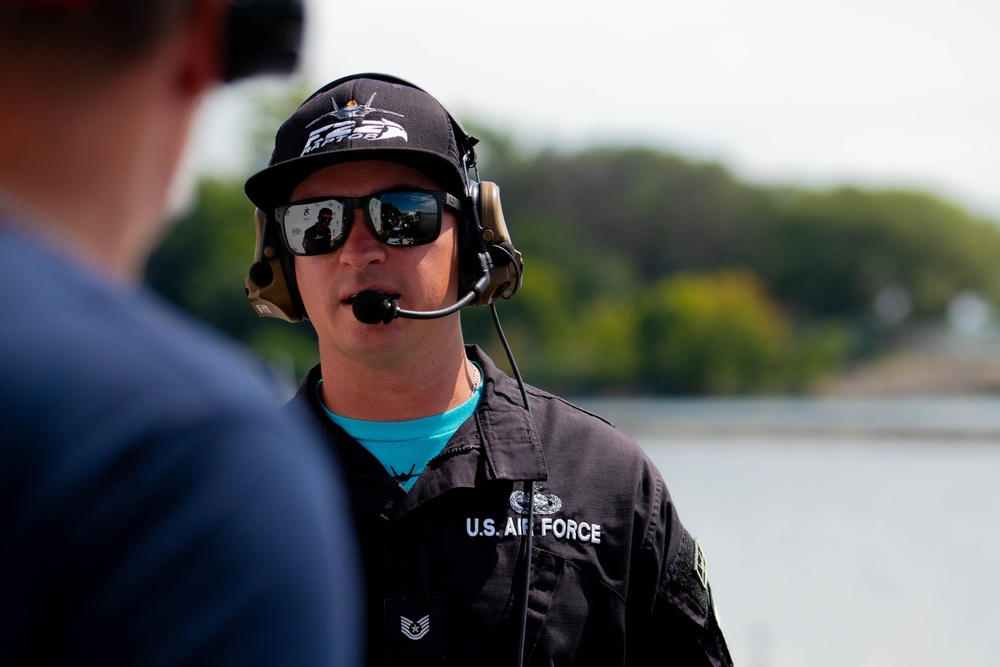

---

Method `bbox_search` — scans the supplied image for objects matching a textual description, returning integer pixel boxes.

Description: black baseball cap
[245,74,471,209]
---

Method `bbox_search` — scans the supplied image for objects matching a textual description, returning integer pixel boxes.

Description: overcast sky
[195,0,1000,220]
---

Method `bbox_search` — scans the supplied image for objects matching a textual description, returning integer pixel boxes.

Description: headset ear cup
[476,181,523,306]
[245,208,304,322]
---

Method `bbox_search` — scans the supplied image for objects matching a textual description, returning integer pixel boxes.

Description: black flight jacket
[289,346,732,667]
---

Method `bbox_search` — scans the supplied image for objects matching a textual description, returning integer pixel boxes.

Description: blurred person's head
[0,0,301,278]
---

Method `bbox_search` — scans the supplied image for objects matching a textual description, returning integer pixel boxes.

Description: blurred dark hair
[0,0,201,69]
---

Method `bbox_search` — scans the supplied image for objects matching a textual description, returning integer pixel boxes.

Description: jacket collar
[289,345,548,486]
[462,345,547,483]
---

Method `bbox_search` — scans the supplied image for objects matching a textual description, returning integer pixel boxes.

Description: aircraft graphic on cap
[305,92,404,129]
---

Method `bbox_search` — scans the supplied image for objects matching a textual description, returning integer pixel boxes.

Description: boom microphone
[352,274,490,325]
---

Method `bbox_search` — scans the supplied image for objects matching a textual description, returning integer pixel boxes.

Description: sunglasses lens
[281,200,346,255]
[279,191,448,255]
[369,192,441,246]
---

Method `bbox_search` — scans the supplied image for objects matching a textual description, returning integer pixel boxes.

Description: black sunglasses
[275,190,463,256]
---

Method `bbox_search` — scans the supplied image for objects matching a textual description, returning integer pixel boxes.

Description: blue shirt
[0,225,361,666]
[319,370,482,490]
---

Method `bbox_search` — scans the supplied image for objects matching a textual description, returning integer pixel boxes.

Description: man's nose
[338,207,385,267]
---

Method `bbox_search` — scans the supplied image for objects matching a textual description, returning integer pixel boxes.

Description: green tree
[754,187,1000,322]
[638,271,791,394]
[491,146,772,278]
[145,113,1000,396]
[146,177,319,381]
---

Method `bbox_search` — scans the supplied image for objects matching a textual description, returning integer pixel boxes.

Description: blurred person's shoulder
[0,224,333,492]
[0,226,359,667]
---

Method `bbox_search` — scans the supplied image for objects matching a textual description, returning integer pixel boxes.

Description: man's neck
[317,340,478,422]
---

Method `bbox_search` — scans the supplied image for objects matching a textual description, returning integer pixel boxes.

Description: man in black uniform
[303,207,335,253]
[244,73,733,666]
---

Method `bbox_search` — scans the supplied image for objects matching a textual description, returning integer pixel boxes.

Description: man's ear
[176,0,229,96]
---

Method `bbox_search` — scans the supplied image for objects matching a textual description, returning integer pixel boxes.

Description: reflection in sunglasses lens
[379,193,436,246]
[281,192,445,255]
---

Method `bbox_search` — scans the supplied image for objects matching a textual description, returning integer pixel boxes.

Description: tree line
[146,108,1000,395]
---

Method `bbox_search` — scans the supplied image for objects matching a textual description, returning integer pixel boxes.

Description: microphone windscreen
[352,290,394,324]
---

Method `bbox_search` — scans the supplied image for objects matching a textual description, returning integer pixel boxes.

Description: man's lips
[343,291,401,305]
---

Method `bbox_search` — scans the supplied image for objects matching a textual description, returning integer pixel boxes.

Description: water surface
[574,397,1000,667]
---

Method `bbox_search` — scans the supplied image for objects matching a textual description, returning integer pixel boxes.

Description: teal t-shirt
[318,365,482,491]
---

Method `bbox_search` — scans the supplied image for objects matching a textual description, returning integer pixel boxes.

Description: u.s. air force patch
[509,483,562,515]
[464,485,603,544]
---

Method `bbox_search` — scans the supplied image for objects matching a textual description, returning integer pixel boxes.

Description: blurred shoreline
[575,392,1000,443]
[818,328,1000,398]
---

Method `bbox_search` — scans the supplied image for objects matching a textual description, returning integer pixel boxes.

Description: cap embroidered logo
[301,93,408,155]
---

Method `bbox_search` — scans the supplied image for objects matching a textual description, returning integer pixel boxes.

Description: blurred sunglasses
[275,190,462,256]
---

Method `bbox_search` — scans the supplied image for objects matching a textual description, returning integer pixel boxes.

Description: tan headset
[245,208,302,321]
[473,180,523,305]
